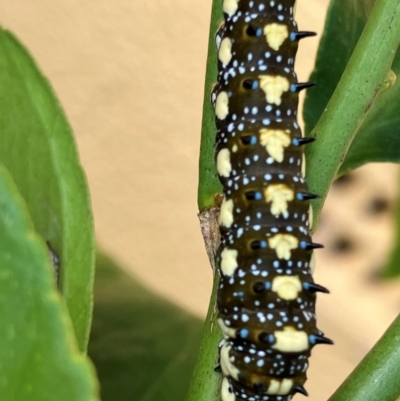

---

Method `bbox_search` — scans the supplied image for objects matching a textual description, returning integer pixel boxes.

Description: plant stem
[328,314,400,401]
[185,272,221,401]
[306,0,400,230]
[197,0,223,211]
[381,180,400,278]
[190,1,227,399]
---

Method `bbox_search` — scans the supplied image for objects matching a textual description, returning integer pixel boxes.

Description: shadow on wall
[89,250,203,401]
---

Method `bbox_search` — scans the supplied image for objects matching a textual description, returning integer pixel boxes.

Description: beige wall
[2,1,399,400]
[0,0,330,317]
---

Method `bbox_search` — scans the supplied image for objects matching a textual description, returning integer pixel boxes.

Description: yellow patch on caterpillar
[219,197,234,228]
[301,152,306,177]
[308,204,313,228]
[264,184,294,218]
[217,148,232,177]
[218,318,237,339]
[259,129,291,162]
[219,37,233,66]
[259,75,290,106]
[310,252,316,275]
[272,275,302,300]
[264,23,289,51]
[220,340,240,381]
[267,378,294,396]
[272,327,309,353]
[220,248,239,276]
[232,144,238,153]
[215,91,229,119]
[223,0,240,16]
[269,234,298,260]
[221,377,236,401]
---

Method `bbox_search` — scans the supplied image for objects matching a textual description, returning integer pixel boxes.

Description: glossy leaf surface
[0,27,94,351]
[0,166,98,401]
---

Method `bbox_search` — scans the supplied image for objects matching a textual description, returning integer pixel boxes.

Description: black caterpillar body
[212,1,332,400]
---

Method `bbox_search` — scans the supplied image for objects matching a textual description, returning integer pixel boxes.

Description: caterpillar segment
[212,1,331,400]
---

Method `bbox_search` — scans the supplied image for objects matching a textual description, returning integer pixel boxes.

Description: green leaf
[89,251,203,401]
[303,0,400,228]
[304,0,400,177]
[0,165,99,401]
[0,27,94,351]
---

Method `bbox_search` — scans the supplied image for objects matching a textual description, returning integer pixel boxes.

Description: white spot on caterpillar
[272,327,309,352]
[223,0,240,16]
[220,248,239,276]
[218,318,237,339]
[221,377,236,401]
[259,75,290,106]
[264,23,289,51]
[269,234,299,260]
[215,21,225,49]
[308,204,313,227]
[219,197,234,228]
[220,341,240,381]
[217,148,232,177]
[216,91,229,119]
[219,38,233,66]
[264,184,294,217]
[259,129,291,162]
[211,84,218,105]
[272,276,302,300]
[310,252,316,275]
[267,378,294,395]
[303,311,314,322]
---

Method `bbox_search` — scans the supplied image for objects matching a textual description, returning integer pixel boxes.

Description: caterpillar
[212,1,332,400]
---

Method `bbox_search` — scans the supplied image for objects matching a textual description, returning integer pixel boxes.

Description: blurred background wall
[1,1,399,400]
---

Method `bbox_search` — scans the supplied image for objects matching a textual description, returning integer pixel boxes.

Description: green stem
[306,0,400,230]
[185,273,221,401]
[328,314,400,401]
[191,2,229,400]
[381,179,400,278]
[197,0,223,211]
